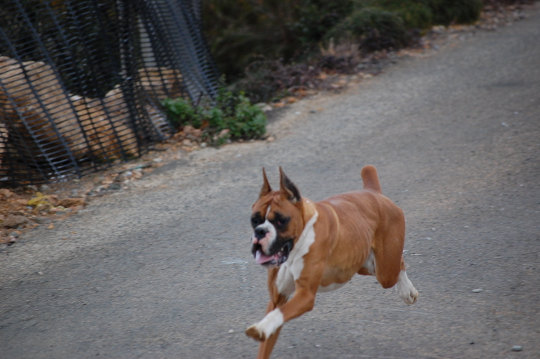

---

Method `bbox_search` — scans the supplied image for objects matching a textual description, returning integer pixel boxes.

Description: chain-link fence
[0,0,218,186]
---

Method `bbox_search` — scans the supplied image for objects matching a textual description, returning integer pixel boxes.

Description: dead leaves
[0,186,89,244]
[27,192,54,207]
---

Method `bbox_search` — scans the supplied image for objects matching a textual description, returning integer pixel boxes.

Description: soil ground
[1,4,539,359]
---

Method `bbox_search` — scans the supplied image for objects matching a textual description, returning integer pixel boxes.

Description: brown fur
[246,165,417,358]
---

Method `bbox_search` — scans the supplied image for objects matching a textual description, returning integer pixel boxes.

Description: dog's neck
[300,197,317,226]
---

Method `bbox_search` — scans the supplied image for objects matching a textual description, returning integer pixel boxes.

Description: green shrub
[428,0,483,26]
[325,0,483,52]
[368,0,434,29]
[201,0,302,79]
[289,0,354,45]
[201,0,354,79]
[162,97,200,128]
[161,87,266,145]
[201,0,484,100]
[329,7,411,51]
[356,0,482,28]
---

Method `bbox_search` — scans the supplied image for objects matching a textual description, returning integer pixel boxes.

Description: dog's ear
[279,167,301,204]
[259,167,272,198]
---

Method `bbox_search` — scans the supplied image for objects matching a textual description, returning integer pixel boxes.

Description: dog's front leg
[255,325,283,359]
[246,296,286,343]
[246,287,315,342]
[247,298,287,358]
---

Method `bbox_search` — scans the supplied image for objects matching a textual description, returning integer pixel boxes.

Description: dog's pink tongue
[255,250,276,264]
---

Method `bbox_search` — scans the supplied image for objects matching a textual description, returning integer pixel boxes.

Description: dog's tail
[361,165,382,194]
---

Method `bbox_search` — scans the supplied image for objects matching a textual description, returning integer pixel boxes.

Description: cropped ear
[279,167,301,204]
[259,167,272,198]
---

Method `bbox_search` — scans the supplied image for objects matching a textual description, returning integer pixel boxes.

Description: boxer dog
[246,165,418,358]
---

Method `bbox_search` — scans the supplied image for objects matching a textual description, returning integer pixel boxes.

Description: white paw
[245,309,284,342]
[246,324,266,342]
[398,286,418,305]
[395,271,418,305]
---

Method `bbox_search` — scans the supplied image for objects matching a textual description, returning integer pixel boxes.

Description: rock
[39,184,52,193]
[114,173,125,182]
[108,183,122,190]
[33,217,52,224]
[3,215,28,228]
[35,203,53,213]
[266,136,275,142]
[511,345,522,352]
[57,198,87,208]
[9,232,19,238]
[50,206,66,213]
[472,288,483,293]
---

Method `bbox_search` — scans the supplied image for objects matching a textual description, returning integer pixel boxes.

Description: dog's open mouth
[254,241,293,267]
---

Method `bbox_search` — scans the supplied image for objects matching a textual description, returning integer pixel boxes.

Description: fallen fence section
[0,0,218,186]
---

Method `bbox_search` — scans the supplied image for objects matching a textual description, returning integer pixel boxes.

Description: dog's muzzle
[252,239,293,267]
[254,227,268,241]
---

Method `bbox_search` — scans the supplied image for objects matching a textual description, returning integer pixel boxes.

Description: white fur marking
[276,211,319,295]
[256,219,277,253]
[394,270,418,305]
[361,249,376,275]
[251,309,284,339]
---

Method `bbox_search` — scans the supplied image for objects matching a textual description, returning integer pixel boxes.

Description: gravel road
[1,6,540,359]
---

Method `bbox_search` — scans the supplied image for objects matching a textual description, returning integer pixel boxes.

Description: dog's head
[250,167,305,268]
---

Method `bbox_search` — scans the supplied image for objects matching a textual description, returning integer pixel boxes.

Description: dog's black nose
[254,227,268,240]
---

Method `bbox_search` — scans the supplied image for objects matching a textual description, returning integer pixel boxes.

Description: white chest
[274,211,347,295]
[275,211,318,296]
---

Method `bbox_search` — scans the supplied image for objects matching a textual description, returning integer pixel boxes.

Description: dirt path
[1,5,540,359]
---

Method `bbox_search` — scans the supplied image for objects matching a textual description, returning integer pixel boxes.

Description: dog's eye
[251,216,261,227]
[275,217,289,227]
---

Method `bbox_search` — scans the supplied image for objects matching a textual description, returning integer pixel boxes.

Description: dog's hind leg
[371,228,403,290]
[394,258,418,305]
[369,204,418,304]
